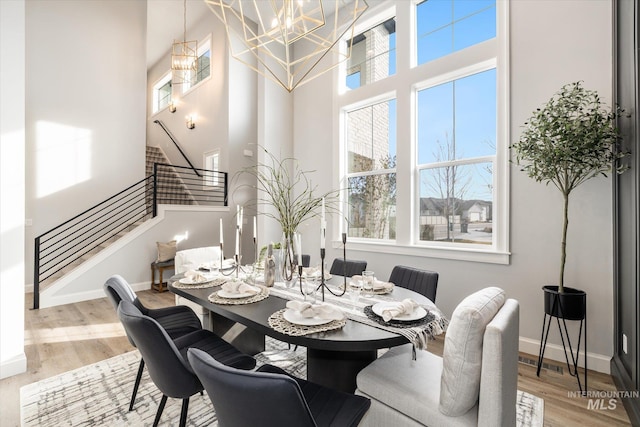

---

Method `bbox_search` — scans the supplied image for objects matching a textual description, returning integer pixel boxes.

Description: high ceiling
[146,0,211,69]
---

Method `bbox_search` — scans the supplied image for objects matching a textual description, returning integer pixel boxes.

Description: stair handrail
[33,162,228,309]
[153,120,201,177]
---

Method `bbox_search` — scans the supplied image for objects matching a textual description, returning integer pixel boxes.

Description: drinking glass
[302,278,316,304]
[362,271,375,297]
[348,279,363,309]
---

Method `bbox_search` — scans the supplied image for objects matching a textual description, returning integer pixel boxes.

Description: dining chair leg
[179,398,190,427]
[129,358,145,411]
[152,395,168,427]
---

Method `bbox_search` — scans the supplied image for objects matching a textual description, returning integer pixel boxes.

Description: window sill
[330,239,510,265]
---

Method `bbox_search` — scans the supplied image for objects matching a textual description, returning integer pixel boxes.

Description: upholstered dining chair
[174,246,223,326]
[103,274,202,411]
[187,348,371,427]
[301,254,311,268]
[388,265,439,302]
[117,300,256,427]
[174,246,222,273]
[329,258,367,277]
[355,287,519,427]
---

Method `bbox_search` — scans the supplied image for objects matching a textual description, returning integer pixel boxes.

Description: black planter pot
[543,285,586,321]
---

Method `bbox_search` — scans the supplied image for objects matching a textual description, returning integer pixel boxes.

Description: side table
[150,259,175,292]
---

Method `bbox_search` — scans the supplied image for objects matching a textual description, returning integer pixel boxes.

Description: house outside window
[152,72,172,114]
[338,0,507,263]
[346,18,396,90]
[346,98,397,239]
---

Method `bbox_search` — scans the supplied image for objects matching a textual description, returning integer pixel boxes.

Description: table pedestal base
[307,348,377,393]
[210,313,265,356]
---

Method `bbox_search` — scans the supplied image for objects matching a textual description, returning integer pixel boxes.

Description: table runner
[267,281,448,352]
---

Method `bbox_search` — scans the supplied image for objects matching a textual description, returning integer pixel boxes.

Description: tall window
[417,68,495,245]
[339,1,506,262]
[346,99,397,239]
[152,72,172,114]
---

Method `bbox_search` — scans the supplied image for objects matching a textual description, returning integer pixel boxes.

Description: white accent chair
[174,246,222,327]
[355,287,519,427]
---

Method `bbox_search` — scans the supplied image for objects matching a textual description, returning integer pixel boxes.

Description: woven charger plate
[268,308,346,336]
[172,277,228,289]
[208,285,269,305]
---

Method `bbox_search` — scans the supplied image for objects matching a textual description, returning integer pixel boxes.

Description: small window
[152,72,172,114]
[204,150,220,187]
[345,18,396,90]
[416,0,496,65]
[183,35,211,93]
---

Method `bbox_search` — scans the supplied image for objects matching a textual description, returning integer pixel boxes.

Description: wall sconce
[168,101,176,113]
[186,115,195,129]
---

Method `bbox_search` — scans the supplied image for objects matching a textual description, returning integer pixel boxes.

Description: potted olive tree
[511,81,628,320]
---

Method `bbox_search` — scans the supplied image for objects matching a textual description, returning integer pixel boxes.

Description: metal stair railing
[33,165,228,309]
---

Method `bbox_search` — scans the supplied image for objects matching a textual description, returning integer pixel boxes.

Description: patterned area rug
[21,338,543,426]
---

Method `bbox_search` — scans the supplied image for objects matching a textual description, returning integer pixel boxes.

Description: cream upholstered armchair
[355,287,519,427]
[174,246,222,327]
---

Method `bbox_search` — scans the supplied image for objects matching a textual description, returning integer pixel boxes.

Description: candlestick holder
[221,228,245,278]
[315,242,347,302]
[253,237,258,268]
[297,264,304,296]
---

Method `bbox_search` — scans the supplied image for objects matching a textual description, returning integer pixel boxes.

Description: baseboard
[520,337,611,374]
[0,352,27,380]
[39,282,152,308]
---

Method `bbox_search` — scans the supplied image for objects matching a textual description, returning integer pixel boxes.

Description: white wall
[24,0,148,285]
[293,0,615,371]
[146,10,261,260]
[1,0,27,379]
[40,207,229,307]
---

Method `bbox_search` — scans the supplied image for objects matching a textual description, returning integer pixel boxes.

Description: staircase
[146,146,196,206]
[34,147,225,308]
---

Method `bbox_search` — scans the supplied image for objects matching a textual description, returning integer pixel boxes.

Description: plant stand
[537,286,587,393]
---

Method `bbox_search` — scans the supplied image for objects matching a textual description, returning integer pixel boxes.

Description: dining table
[168,271,446,393]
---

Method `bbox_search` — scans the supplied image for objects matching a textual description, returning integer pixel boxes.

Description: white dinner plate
[217,289,258,299]
[372,302,427,322]
[283,309,334,326]
[179,277,211,285]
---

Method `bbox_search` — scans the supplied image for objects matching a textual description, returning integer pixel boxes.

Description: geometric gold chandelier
[172,0,198,85]
[204,0,368,92]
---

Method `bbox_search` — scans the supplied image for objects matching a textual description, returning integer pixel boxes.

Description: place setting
[268,299,347,336]
[172,269,226,289]
[207,279,269,305]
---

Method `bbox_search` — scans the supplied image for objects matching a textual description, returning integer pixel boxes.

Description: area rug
[21,338,543,426]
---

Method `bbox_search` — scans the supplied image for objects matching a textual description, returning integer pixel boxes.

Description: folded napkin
[286,300,345,321]
[381,298,419,322]
[221,281,260,295]
[302,267,330,279]
[372,279,393,291]
[184,270,207,283]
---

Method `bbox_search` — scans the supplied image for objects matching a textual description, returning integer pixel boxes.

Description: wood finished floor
[0,291,632,426]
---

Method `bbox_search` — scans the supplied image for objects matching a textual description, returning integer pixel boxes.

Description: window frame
[334,0,509,265]
[152,71,172,115]
[181,34,212,95]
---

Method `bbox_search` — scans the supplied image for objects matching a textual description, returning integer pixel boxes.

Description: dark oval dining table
[169,275,433,393]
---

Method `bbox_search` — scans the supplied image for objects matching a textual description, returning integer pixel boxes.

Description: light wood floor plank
[0,291,631,426]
